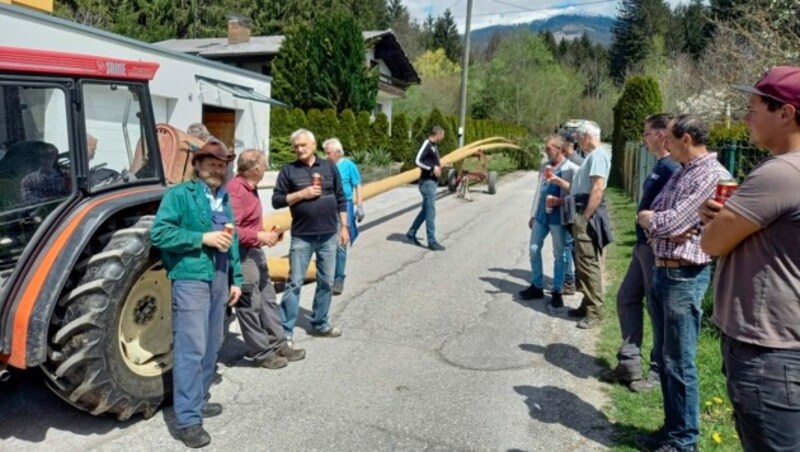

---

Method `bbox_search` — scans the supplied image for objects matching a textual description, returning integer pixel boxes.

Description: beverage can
[224,223,234,235]
[545,195,555,214]
[271,225,284,241]
[311,173,322,187]
[544,165,553,180]
[715,179,738,204]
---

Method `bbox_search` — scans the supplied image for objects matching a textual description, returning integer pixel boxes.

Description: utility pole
[457,0,474,148]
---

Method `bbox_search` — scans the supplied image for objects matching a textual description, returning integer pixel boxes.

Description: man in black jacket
[406,125,446,251]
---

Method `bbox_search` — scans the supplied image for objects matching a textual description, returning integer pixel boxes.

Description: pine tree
[306,109,324,139]
[319,109,340,143]
[271,107,290,138]
[432,9,462,62]
[287,108,309,134]
[272,12,379,112]
[611,76,663,183]
[609,0,672,82]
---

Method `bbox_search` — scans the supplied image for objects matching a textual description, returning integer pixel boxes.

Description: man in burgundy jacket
[227,149,306,369]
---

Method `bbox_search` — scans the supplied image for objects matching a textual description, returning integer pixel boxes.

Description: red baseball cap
[733,66,800,108]
[192,137,234,163]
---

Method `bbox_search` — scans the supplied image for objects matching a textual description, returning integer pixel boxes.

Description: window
[82,83,157,191]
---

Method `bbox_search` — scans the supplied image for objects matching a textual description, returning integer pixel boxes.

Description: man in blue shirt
[600,113,679,392]
[519,135,579,307]
[324,138,365,296]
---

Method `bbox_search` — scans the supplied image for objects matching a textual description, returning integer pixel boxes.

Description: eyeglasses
[642,131,660,138]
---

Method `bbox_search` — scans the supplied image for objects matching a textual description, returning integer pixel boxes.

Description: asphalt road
[0,171,612,451]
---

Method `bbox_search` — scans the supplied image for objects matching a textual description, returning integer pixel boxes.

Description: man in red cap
[700,66,800,452]
[151,137,243,448]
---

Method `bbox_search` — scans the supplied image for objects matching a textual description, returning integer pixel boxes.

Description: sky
[404,0,690,32]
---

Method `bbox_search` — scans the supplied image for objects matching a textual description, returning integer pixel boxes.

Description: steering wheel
[89,164,123,188]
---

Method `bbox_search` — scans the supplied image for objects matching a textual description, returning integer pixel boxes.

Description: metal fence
[619,141,770,202]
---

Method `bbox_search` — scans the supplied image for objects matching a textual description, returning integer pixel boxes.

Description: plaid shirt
[649,153,730,264]
[20,168,70,204]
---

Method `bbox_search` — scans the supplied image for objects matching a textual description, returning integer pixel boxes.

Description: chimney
[227,15,251,45]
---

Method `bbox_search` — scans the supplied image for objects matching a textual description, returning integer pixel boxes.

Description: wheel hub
[133,296,157,325]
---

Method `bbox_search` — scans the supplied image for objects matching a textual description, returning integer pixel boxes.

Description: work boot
[201,402,223,418]
[332,280,344,296]
[576,316,601,329]
[550,292,564,308]
[518,285,545,300]
[598,365,640,385]
[567,307,586,318]
[176,424,211,448]
[255,354,288,369]
[629,371,660,392]
[634,427,665,451]
[277,344,306,362]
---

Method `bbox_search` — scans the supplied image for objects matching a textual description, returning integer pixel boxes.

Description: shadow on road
[519,343,601,379]
[513,384,617,448]
[0,369,137,442]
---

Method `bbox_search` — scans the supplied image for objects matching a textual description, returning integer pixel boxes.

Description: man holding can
[518,134,579,308]
[273,129,348,345]
[636,114,730,452]
[699,66,800,452]
[228,149,306,369]
[151,138,242,448]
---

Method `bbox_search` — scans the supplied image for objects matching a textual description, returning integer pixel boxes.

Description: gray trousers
[236,247,287,361]
[615,242,659,377]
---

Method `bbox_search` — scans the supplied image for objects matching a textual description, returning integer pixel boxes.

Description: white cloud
[403,0,692,32]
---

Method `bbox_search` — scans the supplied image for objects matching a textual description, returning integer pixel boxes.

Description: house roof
[157,30,420,85]
[0,3,273,83]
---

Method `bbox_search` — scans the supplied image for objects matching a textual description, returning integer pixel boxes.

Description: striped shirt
[648,152,730,264]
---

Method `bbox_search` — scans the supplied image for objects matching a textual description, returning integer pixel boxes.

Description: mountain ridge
[470,14,615,48]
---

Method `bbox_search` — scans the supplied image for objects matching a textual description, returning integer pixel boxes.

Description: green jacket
[151,179,243,287]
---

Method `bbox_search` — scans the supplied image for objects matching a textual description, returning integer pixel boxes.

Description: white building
[0,3,281,154]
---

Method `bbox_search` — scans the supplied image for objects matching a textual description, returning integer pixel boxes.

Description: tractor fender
[4,186,164,369]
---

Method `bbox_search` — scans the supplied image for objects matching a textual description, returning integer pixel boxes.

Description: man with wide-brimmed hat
[151,138,243,448]
[700,65,800,452]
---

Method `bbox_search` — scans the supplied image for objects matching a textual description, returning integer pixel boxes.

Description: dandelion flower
[713,396,724,404]
[712,432,722,444]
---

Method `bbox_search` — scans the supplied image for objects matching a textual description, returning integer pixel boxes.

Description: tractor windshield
[82,82,158,191]
[0,83,73,284]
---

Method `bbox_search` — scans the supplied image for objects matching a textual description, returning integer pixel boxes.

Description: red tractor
[0,46,173,420]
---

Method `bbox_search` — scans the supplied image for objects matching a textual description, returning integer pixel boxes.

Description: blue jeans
[408,179,438,246]
[334,201,359,285]
[529,219,567,291]
[564,229,576,284]
[171,272,228,428]
[722,335,800,452]
[649,264,710,448]
[280,233,337,335]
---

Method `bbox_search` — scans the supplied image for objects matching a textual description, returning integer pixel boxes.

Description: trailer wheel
[447,168,458,193]
[487,171,498,195]
[41,216,172,420]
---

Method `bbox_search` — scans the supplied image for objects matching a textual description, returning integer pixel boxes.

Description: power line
[453,0,616,18]
[491,0,529,10]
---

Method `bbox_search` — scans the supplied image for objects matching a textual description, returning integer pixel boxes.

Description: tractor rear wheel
[487,171,498,195]
[41,216,173,420]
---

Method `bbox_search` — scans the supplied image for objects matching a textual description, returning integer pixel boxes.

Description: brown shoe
[277,344,306,362]
[576,316,601,329]
[254,354,288,369]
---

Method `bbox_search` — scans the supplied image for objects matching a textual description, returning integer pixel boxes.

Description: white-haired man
[323,138,364,296]
[272,129,348,344]
[567,120,613,329]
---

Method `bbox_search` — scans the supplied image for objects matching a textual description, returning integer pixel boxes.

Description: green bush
[708,122,749,151]
[287,108,308,135]
[338,109,358,151]
[390,113,411,163]
[424,108,457,156]
[612,76,662,186]
[307,108,324,142]
[411,116,425,143]
[271,107,290,139]
[319,108,340,143]
[269,136,296,169]
[355,111,372,152]
[371,112,390,152]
